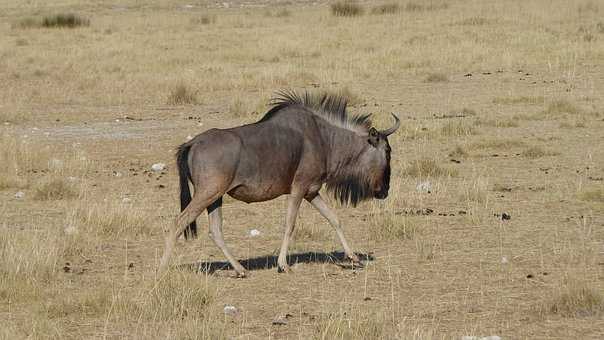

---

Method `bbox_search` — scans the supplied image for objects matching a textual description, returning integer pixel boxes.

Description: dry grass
[371,214,419,241]
[69,199,153,239]
[449,145,468,158]
[314,310,392,339]
[17,13,90,29]
[371,3,400,15]
[167,83,197,105]
[404,1,448,12]
[33,177,77,200]
[330,2,364,17]
[539,281,604,317]
[522,146,558,158]
[424,72,448,82]
[471,138,526,150]
[440,120,477,136]
[456,17,490,26]
[544,99,582,115]
[579,188,604,202]
[474,117,520,128]
[2,0,604,338]
[460,178,489,204]
[0,227,62,303]
[191,14,217,25]
[492,96,545,105]
[403,159,457,178]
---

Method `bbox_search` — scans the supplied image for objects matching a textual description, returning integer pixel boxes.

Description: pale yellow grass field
[1,0,604,339]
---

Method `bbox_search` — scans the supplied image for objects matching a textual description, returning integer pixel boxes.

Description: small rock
[49,158,64,170]
[186,135,193,141]
[64,225,78,235]
[249,229,261,237]
[122,197,132,203]
[272,313,292,325]
[223,305,238,316]
[151,163,165,172]
[67,176,77,182]
[416,181,432,193]
[501,256,508,264]
[501,212,511,220]
[15,191,25,199]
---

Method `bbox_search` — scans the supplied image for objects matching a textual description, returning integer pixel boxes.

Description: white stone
[15,191,25,199]
[186,135,193,141]
[223,305,238,316]
[501,256,508,264]
[64,225,78,235]
[249,229,261,237]
[151,163,166,172]
[416,181,432,193]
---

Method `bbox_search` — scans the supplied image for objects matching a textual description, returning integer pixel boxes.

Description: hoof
[232,270,248,279]
[277,265,290,273]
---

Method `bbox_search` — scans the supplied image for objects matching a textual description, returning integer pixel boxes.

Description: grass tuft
[457,17,489,26]
[404,2,449,12]
[372,214,418,241]
[331,1,364,17]
[522,146,557,159]
[544,100,581,115]
[403,159,457,178]
[541,281,604,317]
[449,145,468,158]
[34,178,77,201]
[474,117,520,128]
[424,72,448,82]
[192,14,216,25]
[440,120,477,136]
[71,200,151,239]
[167,83,197,105]
[42,13,89,28]
[371,3,399,15]
[579,188,604,202]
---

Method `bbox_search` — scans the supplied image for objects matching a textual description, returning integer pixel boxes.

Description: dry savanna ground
[1,0,604,339]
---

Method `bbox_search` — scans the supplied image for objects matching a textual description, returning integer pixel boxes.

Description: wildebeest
[159,90,399,277]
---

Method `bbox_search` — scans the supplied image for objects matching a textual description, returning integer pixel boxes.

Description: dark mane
[259,89,372,134]
[325,175,373,207]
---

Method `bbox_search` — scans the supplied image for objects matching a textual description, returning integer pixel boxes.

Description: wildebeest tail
[176,142,197,239]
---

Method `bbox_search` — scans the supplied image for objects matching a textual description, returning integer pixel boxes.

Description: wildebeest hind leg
[207,198,247,277]
[158,192,222,274]
[308,194,361,264]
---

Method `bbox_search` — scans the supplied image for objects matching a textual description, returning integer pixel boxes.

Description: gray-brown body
[159,91,399,276]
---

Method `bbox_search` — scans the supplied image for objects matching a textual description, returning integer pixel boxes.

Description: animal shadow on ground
[178,251,375,274]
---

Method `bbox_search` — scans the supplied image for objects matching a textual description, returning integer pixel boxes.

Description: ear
[367,127,379,147]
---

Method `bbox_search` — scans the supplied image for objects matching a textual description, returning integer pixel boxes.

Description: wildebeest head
[362,114,399,199]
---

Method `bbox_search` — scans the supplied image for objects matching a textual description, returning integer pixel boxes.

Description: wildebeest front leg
[277,193,304,272]
[308,194,361,263]
[207,198,247,278]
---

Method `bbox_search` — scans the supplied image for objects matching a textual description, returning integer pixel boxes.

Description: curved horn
[379,113,400,136]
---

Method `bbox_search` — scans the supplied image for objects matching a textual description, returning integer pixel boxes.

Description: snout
[374,190,388,199]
